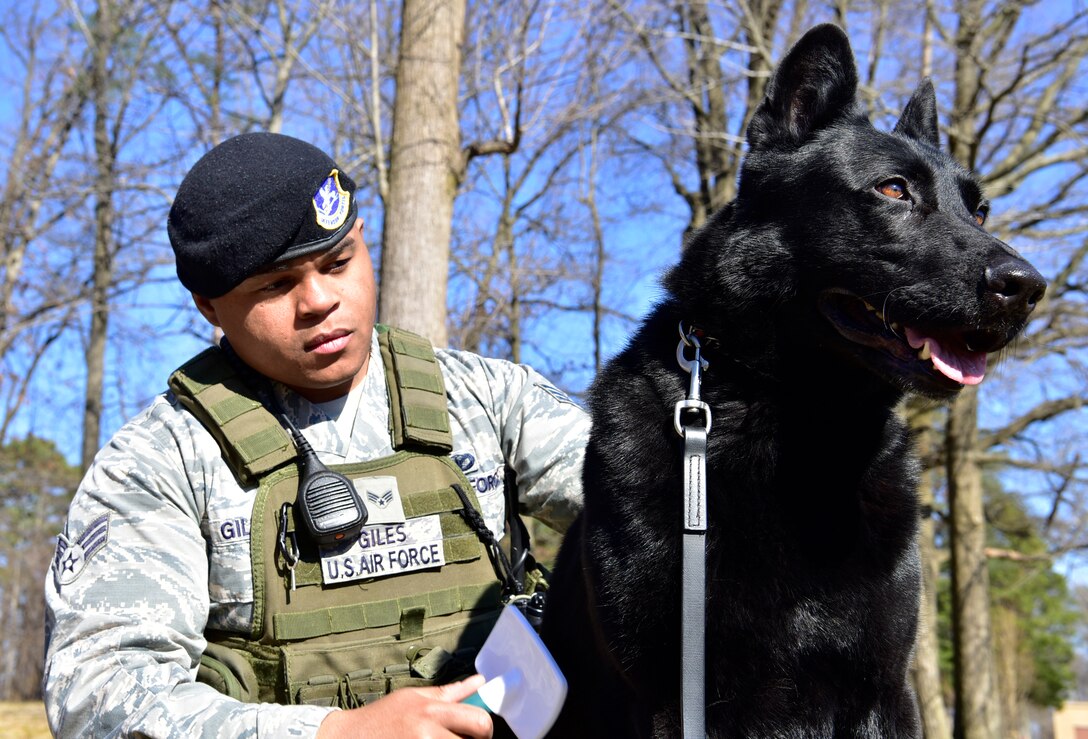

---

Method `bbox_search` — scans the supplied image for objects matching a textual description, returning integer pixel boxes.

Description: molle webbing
[272,582,500,641]
[256,455,497,642]
[171,328,505,708]
[244,452,501,705]
[167,348,293,486]
[377,325,453,454]
[167,326,454,486]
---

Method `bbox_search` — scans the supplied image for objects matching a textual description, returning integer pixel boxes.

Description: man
[44,133,588,738]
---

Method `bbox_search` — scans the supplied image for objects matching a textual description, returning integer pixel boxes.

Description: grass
[0,703,49,738]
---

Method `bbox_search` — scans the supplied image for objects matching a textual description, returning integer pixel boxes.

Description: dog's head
[691,24,1046,399]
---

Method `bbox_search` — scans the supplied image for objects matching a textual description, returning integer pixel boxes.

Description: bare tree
[379,0,469,345]
[932,3,1088,735]
[0,4,89,443]
[81,0,119,472]
[77,0,179,470]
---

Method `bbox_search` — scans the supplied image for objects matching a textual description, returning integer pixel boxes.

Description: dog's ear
[747,24,859,149]
[893,79,940,148]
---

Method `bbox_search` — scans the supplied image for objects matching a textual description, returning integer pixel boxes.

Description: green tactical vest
[168,326,507,708]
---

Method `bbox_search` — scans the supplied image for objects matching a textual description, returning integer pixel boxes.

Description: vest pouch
[197,640,261,702]
[281,608,499,708]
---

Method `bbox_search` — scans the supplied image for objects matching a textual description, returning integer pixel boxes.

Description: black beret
[168,132,358,297]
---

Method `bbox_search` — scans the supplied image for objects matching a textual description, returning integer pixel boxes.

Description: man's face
[193,219,377,402]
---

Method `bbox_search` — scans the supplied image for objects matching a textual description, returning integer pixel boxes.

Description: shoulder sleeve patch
[52,513,110,588]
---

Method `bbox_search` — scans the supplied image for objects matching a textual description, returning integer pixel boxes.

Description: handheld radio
[222,340,368,546]
[279,411,368,546]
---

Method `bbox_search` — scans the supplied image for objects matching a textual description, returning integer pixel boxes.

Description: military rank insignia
[52,513,110,587]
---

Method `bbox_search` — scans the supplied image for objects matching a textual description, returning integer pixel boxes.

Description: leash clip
[675,323,712,436]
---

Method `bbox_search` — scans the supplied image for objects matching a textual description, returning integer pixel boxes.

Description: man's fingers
[315,676,494,739]
[432,673,488,703]
[428,676,493,738]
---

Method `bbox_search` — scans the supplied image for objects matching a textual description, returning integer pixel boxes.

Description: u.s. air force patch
[319,516,445,585]
[52,513,110,587]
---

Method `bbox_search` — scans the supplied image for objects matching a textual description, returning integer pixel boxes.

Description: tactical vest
[168,327,509,708]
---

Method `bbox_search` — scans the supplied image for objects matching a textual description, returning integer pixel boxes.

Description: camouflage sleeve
[437,350,590,532]
[43,396,334,738]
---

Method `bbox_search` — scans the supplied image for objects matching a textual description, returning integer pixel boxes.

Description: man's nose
[296,274,339,316]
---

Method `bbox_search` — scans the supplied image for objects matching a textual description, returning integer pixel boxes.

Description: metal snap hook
[676,322,709,375]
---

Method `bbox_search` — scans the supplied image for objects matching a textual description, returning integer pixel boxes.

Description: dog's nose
[984,257,1046,316]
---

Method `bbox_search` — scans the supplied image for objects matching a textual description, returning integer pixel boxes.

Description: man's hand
[315,674,494,738]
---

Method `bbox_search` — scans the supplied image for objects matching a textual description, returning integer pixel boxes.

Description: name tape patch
[210,516,251,546]
[320,515,445,585]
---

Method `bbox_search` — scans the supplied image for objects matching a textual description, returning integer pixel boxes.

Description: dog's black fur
[541,25,1045,738]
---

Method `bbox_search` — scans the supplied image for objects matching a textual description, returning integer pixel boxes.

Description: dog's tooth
[918,341,932,361]
[890,321,900,332]
[861,301,886,321]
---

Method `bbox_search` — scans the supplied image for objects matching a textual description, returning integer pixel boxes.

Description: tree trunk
[681,0,731,230]
[993,605,1023,738]
[379,0,466,346]
[947,387,1004,739]
[910,403,952,739]
[82,0,117,472]
[945,1,1005,734]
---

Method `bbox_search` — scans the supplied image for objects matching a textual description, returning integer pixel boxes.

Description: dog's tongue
[904,327,986,385]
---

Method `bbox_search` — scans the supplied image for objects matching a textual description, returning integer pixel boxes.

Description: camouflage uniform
[44,331,588,738]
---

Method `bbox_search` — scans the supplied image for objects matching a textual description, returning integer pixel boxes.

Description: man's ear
[192,293,222,328]
[746,24,859,149]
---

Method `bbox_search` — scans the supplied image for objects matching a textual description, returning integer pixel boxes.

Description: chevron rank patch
[52,513,110,587]
[535,381,575,406]
[353,475,406,526]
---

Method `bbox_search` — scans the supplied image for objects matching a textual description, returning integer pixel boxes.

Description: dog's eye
[876,179,909,201]
[973,205,988,226]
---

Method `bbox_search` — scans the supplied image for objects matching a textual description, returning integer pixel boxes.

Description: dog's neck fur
[662,213,905,415]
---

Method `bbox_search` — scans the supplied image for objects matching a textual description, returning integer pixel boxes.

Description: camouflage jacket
[43,332,588,738]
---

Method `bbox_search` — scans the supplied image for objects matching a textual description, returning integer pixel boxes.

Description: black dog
[541,24,1045,738]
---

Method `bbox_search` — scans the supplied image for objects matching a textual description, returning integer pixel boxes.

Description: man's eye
[260,279,289,293]
[876,178,910,200]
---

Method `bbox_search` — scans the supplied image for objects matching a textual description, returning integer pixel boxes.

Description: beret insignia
[314,170,351,231]
[168,133,359,297]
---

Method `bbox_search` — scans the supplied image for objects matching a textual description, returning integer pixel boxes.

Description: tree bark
[910,403,952,739]
[947,387,1004,739]
[993,605,1024,738]
[945,1,1007,734]
[379,0,466,346]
